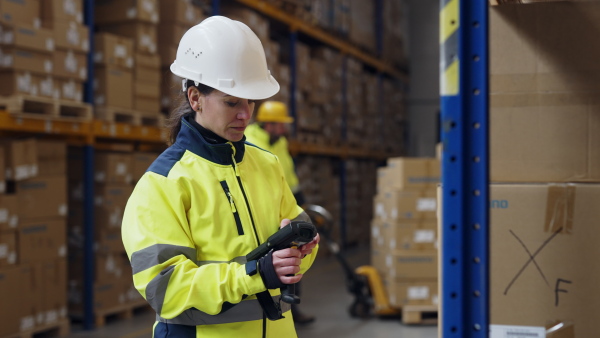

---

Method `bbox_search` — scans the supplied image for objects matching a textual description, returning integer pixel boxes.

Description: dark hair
[166,80,214,145]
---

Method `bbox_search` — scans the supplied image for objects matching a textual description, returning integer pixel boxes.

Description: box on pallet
[373,189,437,221]
[158,0,203,26]
[0,194,18,230]
[0,71,57,98]
[17,176,67,219]
[94,66,134,109]
[0,0,40,27]
[0,23,54,52]
[41,0,83,26]
[95,0,159,24]
[94,184,134,230]
[57,78,83,102]
[489,183,600,337]
[2,138,38,181]
[94,152,133,184]
[41,259,68,324]
[94,33,134,69]
[69,251,129,284]
[134,53,160,83]
[0,266,21,336]
[132,152,158,182]
[386,250,437,280]
[221,6,269,41]
[157,24,188,49]
[0,47,53,74]
[386,279,438,308]
[0,230,16,266]
[67,202,125,253]
[381,158,440,192]
[37,140,66,177]
[375,219,438,252]
[53,22,89,53]
[101,22,157,55]
[18,218,67,264]
[53,49,87,81]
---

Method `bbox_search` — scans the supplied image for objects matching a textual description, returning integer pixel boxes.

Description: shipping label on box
[490,183,600,337]
[0,195,18,231]
[94,33,134,69]
[95,0,159,24]
[0,24,54,52]
[387,220,438,251]
[386,279,438,308]
[17,176,67,219]
[54,22,89,52]
[386,251,438,280]
[94,152,133,184]
[57,78,83,102]
[2,138,38,181]
[380,189,437,220]
[18,219,67,264]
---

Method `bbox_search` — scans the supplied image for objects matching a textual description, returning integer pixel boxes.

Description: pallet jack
[303,205,400,319]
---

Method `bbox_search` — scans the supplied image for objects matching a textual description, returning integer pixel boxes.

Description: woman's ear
[187,87,202,112]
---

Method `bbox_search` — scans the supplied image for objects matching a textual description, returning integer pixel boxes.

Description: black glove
[258,250,286,289]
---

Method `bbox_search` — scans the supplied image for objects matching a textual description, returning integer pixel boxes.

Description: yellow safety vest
[122,118,317,337]
[244,123,300,193]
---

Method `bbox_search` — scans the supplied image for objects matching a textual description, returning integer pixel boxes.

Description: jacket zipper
[219,181,244,235]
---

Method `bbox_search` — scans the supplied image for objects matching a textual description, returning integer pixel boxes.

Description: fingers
[280,274,303,284]
[279,218,291,229]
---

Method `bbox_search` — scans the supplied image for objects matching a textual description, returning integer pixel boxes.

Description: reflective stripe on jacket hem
[156,295,291,326]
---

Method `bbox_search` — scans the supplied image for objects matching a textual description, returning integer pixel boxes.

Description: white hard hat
[170,16,280,100]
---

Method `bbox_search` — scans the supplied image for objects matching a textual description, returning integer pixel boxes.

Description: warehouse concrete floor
[66,246,438,338]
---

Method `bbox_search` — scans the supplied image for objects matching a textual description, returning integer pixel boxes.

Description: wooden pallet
[95,107,165,127]
[0,95,92,121]
[401,305,438,325]
[4,319,70,338]
[94,300,151,328]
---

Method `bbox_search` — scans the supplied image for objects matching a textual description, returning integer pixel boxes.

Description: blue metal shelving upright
[440,0,489,337]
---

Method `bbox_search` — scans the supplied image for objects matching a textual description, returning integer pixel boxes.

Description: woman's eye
[226,101,238,107]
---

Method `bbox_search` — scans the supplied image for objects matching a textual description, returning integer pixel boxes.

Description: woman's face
[194,90,255,142]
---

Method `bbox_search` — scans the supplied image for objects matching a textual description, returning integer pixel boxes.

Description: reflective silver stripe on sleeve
[156,295,291,325]
[196,256,247,267]
[131,244,197,274]
[146,265,175,316]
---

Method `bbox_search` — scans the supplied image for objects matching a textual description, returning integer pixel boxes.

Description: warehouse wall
[405,0,440,157]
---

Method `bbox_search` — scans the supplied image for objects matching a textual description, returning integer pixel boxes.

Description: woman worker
[121,16,320,338]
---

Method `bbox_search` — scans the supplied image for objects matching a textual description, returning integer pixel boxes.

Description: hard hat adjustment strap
[181,79,201,92]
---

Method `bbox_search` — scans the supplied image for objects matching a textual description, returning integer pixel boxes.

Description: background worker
[122,16,319,338]
[245,101,315,325]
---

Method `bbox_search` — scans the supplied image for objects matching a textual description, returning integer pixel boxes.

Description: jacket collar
[175,117,246,165]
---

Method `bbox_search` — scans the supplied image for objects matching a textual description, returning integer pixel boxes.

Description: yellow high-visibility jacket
[122,118,318,338]
[244,123,299,193]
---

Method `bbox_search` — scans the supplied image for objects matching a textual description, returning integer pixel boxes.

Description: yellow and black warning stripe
[440,0,459,96]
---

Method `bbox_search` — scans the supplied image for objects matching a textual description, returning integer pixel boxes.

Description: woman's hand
[270,218,320,284]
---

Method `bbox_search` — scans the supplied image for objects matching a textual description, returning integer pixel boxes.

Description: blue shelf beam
[440,0,489,337]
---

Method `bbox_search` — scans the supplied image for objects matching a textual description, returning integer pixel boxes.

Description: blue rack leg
[440,0,489,337]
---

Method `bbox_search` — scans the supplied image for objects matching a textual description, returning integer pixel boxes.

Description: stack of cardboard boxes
[0,139,69,337]
[94,0,161,117]
[371,158,440,310]
[157,0,204,116]
[0,0,89,101]
[67,148,158,317]
[484,2,600,336]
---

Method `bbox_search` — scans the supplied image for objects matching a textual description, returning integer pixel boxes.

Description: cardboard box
[40,259,67,323]
[94,152,133,184]
[386,279,438,308]
[41,0,83,26]
[57,78,83,102]
[69,251,128,283]
[18,218,67,264]
[134,95,161,113]
[386,220,438,252]
[67,202,125,253]
[2,138,38,181]
[0,23,54,52]
[132,152,156,182]
[158,0,203,26]
[0,194,18,231]
[94,66,133,109]
[53,49,87,80]
[95,0,159,24]
[0,266,22,336]
[0,0,39,27]
[0,47,53,74]
[68,280,127,313]
[0,71,57,98]
[18,264,44,330]
[0,230,16,266]
[134,81,160,99]
[384,158,440,190]
[134,53,160,82]
[17,176,67,219]
[490,183,600,337]
[37,140,67,176]
[100,22,157,54]
[54,21,89,52]
[157,23,187,48]
[158,44,177,67]
[95,184,134,230]
[373,189,437,221]
[386,250,437,280]
[94,33,134,69]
